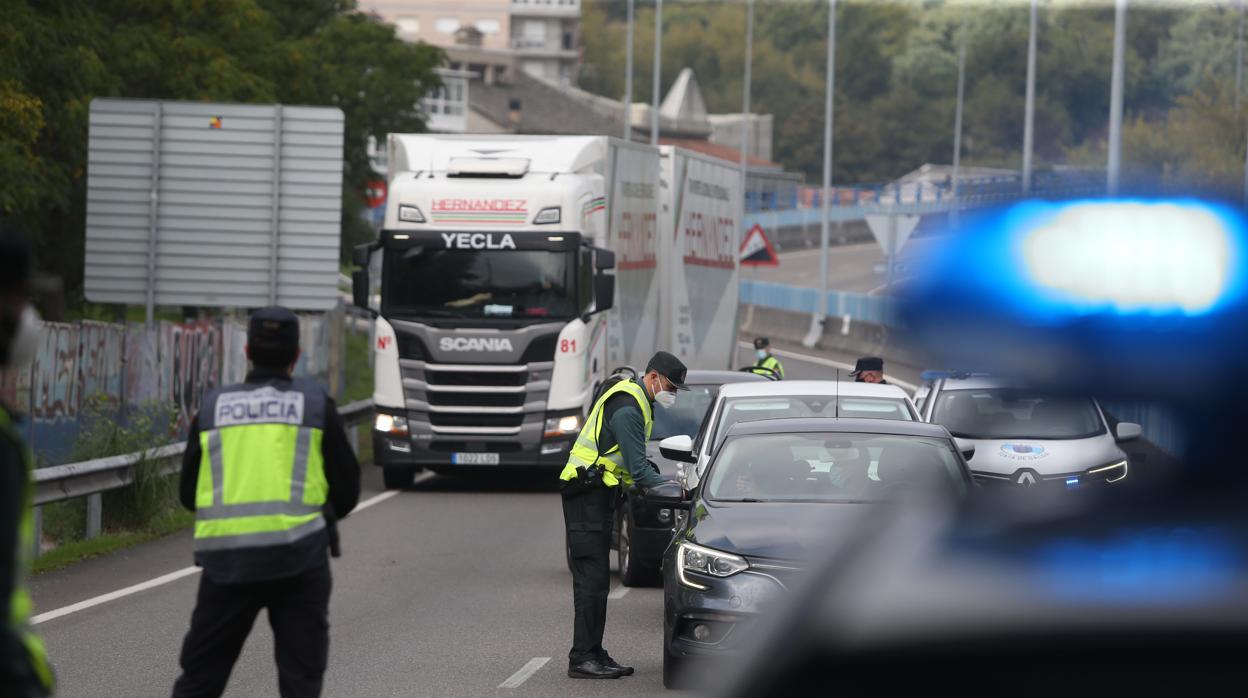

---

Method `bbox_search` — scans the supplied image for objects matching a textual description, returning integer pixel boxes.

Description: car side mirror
[1115,422,1142,442]
[659,435,696,463]
[644,480,690,506]
[954,437,976,460]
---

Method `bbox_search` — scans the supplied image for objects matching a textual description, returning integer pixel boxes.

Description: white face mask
[756,349,768,360]
[2,306,41,367]
[654,389,677,409]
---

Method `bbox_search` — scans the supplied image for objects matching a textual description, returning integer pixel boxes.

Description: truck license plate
[452,452,499,465]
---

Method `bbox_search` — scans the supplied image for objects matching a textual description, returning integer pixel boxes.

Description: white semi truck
[352,135,741,487]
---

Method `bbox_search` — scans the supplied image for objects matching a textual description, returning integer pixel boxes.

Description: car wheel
[663,642,689,690]
[618,509,660,587]
[382,466,415,490]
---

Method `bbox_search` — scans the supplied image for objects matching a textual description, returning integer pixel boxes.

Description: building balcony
[509,0,580,18]
[509,38,577,59]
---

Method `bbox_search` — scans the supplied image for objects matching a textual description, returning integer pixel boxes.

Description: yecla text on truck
[352,135,741,487]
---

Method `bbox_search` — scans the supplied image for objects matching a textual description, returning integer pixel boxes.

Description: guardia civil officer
[752,337,784,379]
[172,307,360,698]
[560,351,687,679]
[0,228,55,698]
[850,356,887,384]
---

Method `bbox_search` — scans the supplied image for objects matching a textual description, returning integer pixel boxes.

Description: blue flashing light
[1034,527,1240,604]
[910,198,1248,324]
[1065,477,1080,487]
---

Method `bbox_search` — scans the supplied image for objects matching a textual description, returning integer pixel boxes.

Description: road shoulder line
[499,657,551,688]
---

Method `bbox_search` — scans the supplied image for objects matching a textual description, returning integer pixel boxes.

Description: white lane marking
[499,657,551,688]
[608,584,630,599]
[32,566,201,625]
[32,477,422,626]
[736,341,919,393]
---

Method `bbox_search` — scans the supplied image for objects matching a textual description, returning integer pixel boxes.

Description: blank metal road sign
[85,98,345,311]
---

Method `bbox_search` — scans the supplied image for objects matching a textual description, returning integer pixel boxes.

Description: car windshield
[706,432,966,503]
[382,245,577,319]
[930,389,1105,440]
[711,395,913,449]
[651,384,718,441]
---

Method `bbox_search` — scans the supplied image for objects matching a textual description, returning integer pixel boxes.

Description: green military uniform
[754,353,784,379]
[0,406,55,697]
[559,380,654,668]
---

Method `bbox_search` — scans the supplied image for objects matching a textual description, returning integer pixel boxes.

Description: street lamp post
[1107,0,1127,196]
[806,0,837,348]
[651,0,662,145]
[950,21,966,229]
[1022,0,1037,194]
[623,0,634,140]
[740,0,754,243]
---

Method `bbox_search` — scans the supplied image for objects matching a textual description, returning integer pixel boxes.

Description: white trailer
[353,135,662,486]
[657,146,742,370]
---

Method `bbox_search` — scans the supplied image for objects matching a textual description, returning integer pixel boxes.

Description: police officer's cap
[645,351,688,390]
[753,336,770,350]
[850,356,884,375]
[248,306,300,351]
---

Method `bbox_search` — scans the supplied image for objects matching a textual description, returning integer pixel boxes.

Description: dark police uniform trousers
[563,485,616,664]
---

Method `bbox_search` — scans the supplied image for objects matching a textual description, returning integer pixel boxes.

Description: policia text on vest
[558,352,686,680]
[172,366,360,698]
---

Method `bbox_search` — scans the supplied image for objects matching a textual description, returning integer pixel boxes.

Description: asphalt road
[29,346,918,698]
[746,237,937,294]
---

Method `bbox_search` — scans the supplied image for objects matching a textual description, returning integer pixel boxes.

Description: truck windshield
[383,246,578,319]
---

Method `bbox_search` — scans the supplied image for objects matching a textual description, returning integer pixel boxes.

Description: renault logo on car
[1014,470,1038,487]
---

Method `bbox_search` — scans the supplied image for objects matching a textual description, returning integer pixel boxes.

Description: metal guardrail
[32,398,375,553]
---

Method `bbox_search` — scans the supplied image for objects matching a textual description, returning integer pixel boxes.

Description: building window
[475,19,500,34]
[395,17,420,35]
[435,17,460,34]
[523,19,546,41]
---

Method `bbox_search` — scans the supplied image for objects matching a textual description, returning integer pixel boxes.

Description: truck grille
[400,358,553,443]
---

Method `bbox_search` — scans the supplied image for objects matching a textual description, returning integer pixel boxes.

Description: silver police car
[921,373,1142,489]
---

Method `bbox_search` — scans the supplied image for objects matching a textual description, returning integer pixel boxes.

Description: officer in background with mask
[173,307,360,698]
[0,228,55,698]
[559,351,687,679]
[752,337,784,379]
[850,356,887,384]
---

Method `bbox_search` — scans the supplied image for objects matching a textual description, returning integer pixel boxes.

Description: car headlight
[678,541,748,590]
[398,204,425,223]
[374,413,409,436]
[543,414,581,439]
[1088,458,1128,483]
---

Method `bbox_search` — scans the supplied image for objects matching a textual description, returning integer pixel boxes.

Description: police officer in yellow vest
[173,307,360,698]
[752,337,784,379]
[0,228,55,698]
[560,351,687,679]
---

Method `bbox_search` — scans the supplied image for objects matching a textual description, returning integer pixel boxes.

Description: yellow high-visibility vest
[193,382,328,552]
[0,406,55,694]
[755,354,784,379]
[559,380,653,488]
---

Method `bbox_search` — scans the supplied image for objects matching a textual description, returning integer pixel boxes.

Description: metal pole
[740,0,754,237]
[268,105,284,305]
[806,0,836,348]
[651,0,662,145]
[1237,0,1244,109]
[1107,0,1127,196]
[950,22,966,229]
[624,0,635,140]
[1022,0,1038,194]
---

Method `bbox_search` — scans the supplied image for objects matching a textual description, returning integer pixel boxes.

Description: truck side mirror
[352,243,372,267]
[594,246,615,271]
[352,270,370,310]
[593,274,614,313]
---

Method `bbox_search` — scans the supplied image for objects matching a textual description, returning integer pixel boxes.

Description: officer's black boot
[568,658,626,679]
[598,654,635,676]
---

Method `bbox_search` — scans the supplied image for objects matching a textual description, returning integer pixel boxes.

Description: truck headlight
[1088,458,1128,483]
[398,205,425,223]
[543,414,581,439]
[678,541,748,590]
[375,413,409,436]
[533,206,561,224]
